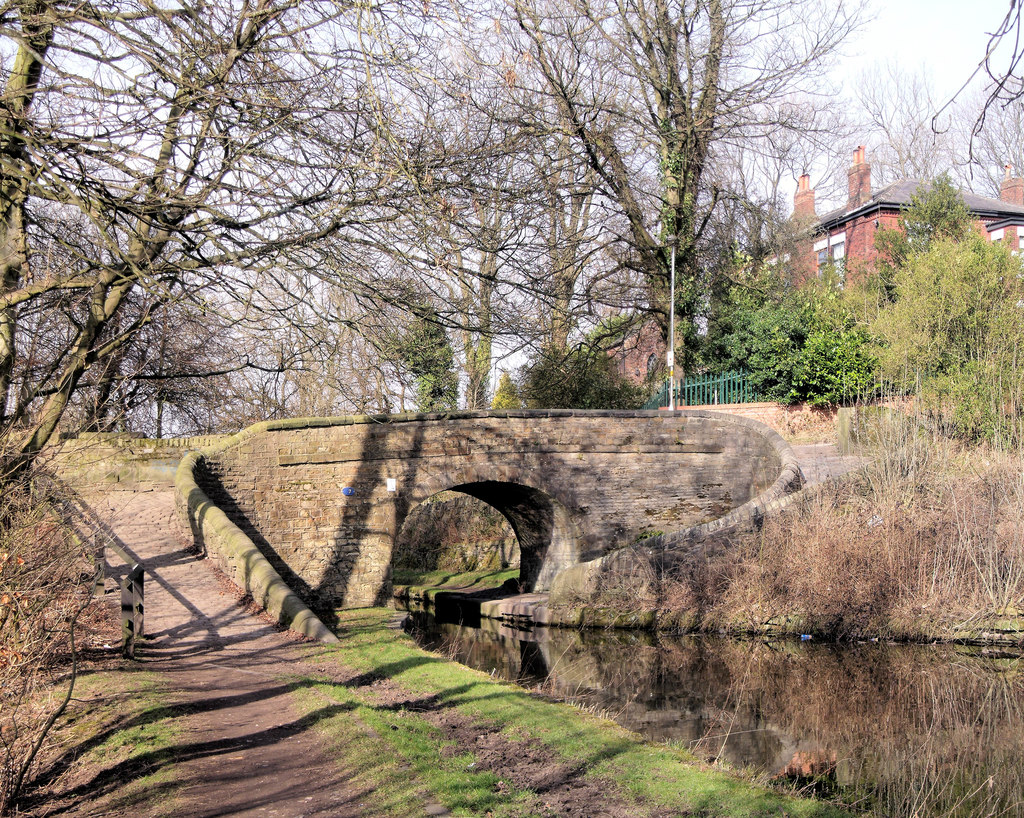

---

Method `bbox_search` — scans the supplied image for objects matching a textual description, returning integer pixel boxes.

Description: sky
[839,0,1014,101]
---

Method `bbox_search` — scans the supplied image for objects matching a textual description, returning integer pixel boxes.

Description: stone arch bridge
[178,410,801,612]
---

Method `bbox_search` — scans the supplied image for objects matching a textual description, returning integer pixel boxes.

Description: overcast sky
[839,0,1013,100]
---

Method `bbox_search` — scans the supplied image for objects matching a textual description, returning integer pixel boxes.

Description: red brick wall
[821,208,899,285]
[980,220,1021,252]
[614,321,665,385]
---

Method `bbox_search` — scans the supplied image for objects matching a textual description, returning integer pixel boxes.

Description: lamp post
[666,235,676,411]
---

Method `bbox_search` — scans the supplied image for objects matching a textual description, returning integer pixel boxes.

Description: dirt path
[791,442,867,485]
[81,488,367,818]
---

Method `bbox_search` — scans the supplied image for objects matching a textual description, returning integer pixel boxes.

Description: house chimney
[793,173,816,218]
[1000,164,1024,206]
[847,145,871,208]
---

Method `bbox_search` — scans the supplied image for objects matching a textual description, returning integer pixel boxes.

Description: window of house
[813,238,827,272]
[646,353,658,376]
[832,242,846,286]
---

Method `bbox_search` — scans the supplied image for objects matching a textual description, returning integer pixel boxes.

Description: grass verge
[290,608,851,817]
[393,567,520,596]
[14,663,183,817]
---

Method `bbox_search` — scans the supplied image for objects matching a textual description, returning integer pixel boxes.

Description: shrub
[794,325,877,407]
[876,234,1024,444]
[518,344,645,410]
[702,263,878,405]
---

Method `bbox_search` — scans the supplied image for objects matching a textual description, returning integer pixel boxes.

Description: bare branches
[507,0,867,359]
[936,2,1024,160]
[0,0,414,457]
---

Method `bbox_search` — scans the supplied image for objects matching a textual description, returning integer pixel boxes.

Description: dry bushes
[0,479,97,814]
[658,420,1024,640]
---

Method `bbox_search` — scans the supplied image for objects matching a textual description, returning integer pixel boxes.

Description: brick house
[608,319,664,386]
[791,146,1024,285]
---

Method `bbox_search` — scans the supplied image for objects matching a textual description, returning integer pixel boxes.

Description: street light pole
[667,235,676,411]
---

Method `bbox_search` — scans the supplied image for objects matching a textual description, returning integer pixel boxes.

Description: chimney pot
[848,145,871,208]
[1000,163,1024,206]
[794,173,815,218]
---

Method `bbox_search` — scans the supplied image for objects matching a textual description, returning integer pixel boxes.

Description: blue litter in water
[800,634,812,640]
[342,487,355,496]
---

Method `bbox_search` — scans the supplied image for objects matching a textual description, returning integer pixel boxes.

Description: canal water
[399,603,1024,817]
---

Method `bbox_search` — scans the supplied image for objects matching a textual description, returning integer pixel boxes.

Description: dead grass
[654,413,1024,641]
[0,475,107,814]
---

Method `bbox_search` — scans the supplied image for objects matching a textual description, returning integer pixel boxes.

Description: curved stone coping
[175,449,339,644]
[177,408,799,626]
[546,409,803,600]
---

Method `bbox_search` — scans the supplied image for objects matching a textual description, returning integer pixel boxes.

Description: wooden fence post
[92,534,106,598]
[121,564,144,658]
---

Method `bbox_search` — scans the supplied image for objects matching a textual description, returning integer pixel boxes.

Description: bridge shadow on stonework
[194,459,324,610]
[314,416,425,618]
[317,421,575,620]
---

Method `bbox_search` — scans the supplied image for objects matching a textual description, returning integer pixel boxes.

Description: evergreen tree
[491,372,522,409]
[399,313,458,413]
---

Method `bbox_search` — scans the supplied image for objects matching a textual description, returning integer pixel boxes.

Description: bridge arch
[396,480,580,592]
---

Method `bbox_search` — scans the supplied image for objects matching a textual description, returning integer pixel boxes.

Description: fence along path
[644,370,758,410]
[43,477,146,657]
[81,487,365,817]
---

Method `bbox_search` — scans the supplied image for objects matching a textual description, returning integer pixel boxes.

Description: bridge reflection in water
[400,603,1024,817]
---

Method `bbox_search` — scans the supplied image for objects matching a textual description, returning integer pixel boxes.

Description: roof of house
[816,179,1024,231]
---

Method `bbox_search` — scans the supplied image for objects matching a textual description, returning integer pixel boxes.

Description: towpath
[80,487,365,818]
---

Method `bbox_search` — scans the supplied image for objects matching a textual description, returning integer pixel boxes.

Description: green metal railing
[643,370,760,410]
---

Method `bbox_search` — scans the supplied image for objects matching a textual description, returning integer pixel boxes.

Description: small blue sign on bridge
[342,487,355,496]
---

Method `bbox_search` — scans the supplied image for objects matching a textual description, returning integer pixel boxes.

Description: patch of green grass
[392,566,520,592]
[303,610,851,817]
[290,681,538,817]
[43,664,183,816]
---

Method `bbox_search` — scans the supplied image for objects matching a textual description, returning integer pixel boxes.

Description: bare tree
[856,63,961,186]
[505,0,866,364]
[0,0,406,469]
[938,2,1024,160]
[958,89,1024,195]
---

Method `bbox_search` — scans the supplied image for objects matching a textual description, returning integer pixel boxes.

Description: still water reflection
[400,604,1024,817]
